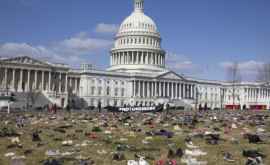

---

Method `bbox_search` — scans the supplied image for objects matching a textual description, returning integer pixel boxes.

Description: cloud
[219,60,265,81]
[220,60,264,73]
[95,23,119,34]
[57,33,113,54]
[0,43,52,58]
[166,52,196,71]
[0,32,113,66]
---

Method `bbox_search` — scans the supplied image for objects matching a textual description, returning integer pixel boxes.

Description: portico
[0,56,80,95]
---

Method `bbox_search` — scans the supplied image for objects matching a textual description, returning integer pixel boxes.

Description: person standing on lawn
[98,101,102,113]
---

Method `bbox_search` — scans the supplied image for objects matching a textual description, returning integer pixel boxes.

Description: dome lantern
[134,0,144,13]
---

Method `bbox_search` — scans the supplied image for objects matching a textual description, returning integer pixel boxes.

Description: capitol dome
[108,0,167,74]
[118,11,158,34]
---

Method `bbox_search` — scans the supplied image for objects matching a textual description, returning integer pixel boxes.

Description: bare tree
[257,63,270,83]
[226,62,241,110]
[26,85,40,111]
[0,59,3,93]
[220,88,225,110]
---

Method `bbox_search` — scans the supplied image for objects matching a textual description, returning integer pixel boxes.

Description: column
[172,83,175,99]
[12,69,16,90]
[146,81,149,98]
[152,82,155,97]
[132,80,135,97]
[183,84,186,99]
[170,82,172,98]
[193,85,196,99]
[176,83,179,99]
[142,81,145,98]
[34,70,38,90]
[75,78,78,94]
[153,53,155,65]
[179,83,181,99]
[161,82,163,97]
[48,71,51,92]
[138,80,140,97]
[172,83,174,99]
[122,52,124,64]
[131,51,134,64]
[41,71,44,91]
[19,69,23,92]
[115,53,117,65]
[155,82,158,97]
[159,54,161,65]
[190,85,193,99]
[27,69,30,91]
[112,53,115,65]
[140,52,143,64]
[135,52,138,64]
[65,73,68,93]
[157,82,160,97]
[59,73,62,93]
[158,54,160,65]
[4,68,7,88]
[168,82,171,98]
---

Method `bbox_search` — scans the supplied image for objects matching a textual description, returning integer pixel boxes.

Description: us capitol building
[1,0,270,110]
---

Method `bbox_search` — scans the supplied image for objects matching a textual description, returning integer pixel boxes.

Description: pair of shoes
[223,152,235,162]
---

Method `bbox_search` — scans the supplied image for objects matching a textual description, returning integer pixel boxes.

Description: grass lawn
[0,110,269,165]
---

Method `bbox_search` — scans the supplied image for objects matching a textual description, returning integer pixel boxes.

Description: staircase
[11,92,52,110]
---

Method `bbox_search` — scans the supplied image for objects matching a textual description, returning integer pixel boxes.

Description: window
[106,87,110,95]
[98,87,102,95]
[107,80,110,84]
[91,87,95,95]
[121,88,125,97]
[115,88,118,97]
[115,81,118,85]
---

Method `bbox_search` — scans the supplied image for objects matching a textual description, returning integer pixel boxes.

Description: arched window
[121,88,125,97]
[115,88,118,97]
[91,87,95,95]
[106,87,110,95]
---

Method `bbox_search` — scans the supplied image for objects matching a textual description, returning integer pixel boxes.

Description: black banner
[106,106,163,112]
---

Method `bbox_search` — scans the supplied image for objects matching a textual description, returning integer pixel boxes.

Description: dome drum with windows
[108,0,167,73]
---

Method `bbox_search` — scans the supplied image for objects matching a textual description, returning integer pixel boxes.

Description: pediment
[157,71,185,81]
[2,56,51,67]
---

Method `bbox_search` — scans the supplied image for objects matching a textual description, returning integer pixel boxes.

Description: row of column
[132,80,196,99]
[0,67,80,94]
[111,51,165,66]
[246,88,270,100]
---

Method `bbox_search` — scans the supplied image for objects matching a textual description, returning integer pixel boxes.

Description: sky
[0,0,269,81]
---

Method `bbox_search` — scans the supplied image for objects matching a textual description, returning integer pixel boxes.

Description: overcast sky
[0,0,269,81]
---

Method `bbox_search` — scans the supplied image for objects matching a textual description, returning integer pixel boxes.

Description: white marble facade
[0,56,80,107]
[1,0,270,109]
